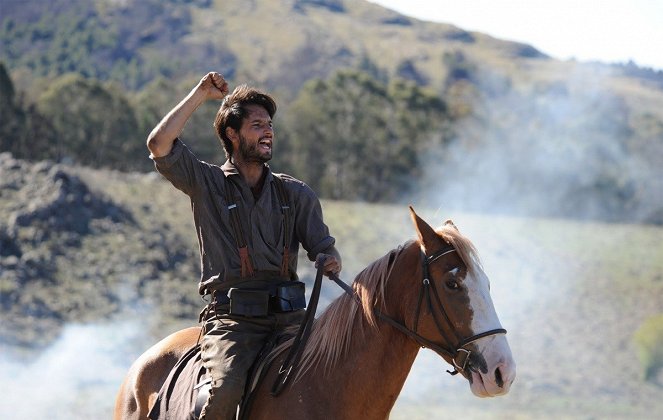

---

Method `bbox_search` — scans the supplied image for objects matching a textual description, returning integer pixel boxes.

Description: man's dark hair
[213,84,277,158]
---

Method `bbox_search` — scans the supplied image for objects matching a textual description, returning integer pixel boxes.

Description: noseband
[332,245,506,376]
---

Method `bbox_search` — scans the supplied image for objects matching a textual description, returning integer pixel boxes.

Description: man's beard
[238,134,272,164]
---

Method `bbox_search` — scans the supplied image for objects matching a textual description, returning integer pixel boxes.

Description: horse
[114,208,516,419]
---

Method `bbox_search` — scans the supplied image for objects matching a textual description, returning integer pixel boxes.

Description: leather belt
[212,290,231,305]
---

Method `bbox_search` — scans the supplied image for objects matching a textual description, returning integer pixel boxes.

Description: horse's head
[402,207,516,397]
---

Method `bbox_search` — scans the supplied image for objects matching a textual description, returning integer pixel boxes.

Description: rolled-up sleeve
[293,182,335,261]
[151,139,204,196]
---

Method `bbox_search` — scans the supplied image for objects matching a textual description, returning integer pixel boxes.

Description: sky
[369,0,663,70]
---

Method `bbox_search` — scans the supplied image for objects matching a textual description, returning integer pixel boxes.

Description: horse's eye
[446,280,460,290]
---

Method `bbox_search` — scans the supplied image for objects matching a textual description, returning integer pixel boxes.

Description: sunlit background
[1,1,662,418]
[371,0,663,70]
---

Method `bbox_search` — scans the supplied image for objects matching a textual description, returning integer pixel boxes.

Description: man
[147,72,342,419]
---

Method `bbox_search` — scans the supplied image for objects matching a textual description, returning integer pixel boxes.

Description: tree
[0,61,21,152]
[284,70,448,202]
[634,314,663,382]
[0,61,62,161]
[37,74,143,169]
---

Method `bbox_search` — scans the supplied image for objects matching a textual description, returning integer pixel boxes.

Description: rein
[271,255,326,396]
[332,246,506,376]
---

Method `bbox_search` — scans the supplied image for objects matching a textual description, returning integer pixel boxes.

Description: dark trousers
[199,309,304,420]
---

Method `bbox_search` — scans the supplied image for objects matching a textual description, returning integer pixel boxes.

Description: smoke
[412,63,662,225]
[0,318,155,419]
[392,63,663,417]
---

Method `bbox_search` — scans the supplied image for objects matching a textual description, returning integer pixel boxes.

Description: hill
[1,0,550,92]
[1,155,662,418]
[0,153,200,349]
[1,0,662,226]
[3,0,662,95]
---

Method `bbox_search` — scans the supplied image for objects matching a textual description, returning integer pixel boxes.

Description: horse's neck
[327,318,421,417]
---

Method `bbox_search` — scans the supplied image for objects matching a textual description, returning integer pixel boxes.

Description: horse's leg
[114,368,140,420]
[114,360,163,419]
[114,327,202,420]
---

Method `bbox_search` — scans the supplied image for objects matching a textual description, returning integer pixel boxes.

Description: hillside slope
[2,0,662,97]
[2,0,663,227]
[0,0,548,92]
[0,152,199,349]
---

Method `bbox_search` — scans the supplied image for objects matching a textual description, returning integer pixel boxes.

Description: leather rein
[331,245,506,376]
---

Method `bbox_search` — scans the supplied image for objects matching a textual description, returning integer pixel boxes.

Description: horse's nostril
[495,366,504,388]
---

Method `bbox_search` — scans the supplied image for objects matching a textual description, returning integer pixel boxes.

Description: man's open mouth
[258,139,272,150]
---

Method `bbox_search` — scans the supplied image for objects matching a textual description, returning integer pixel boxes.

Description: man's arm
[315,244,342,278]
[147,72,228,158]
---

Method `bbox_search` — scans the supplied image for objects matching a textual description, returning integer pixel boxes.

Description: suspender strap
[223,177,255,278]
[272,174,291,278]
[203,173,254,277]
[205,170,291,279]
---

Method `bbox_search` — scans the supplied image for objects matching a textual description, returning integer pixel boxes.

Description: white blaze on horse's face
[464,263,516,397]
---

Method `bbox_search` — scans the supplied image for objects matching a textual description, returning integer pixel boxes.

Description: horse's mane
[287,222,480,380]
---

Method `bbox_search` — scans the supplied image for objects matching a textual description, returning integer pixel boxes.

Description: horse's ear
[409,206,439,252]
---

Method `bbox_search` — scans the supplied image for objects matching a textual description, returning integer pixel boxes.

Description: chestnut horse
[115,209,516,419]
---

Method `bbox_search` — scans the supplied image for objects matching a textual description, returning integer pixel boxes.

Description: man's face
[236,104,273,164]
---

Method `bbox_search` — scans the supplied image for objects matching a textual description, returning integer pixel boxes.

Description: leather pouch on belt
[229,288,270,317]
[271,281,306,313]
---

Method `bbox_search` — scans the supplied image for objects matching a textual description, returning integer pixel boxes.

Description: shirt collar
[221,160,274,182]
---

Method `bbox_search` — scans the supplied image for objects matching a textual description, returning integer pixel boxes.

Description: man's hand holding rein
[315,249,342,279]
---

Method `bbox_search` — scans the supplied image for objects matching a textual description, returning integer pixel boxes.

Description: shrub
[633,313,663,381]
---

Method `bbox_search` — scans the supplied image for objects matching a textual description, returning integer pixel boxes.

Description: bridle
[332,244,506,376]
[272,246,507,395]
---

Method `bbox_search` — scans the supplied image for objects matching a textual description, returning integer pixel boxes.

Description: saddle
[148,330,291,420]
[148,255,330,419]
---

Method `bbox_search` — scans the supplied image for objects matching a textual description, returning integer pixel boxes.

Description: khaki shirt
[152,139,335,295]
